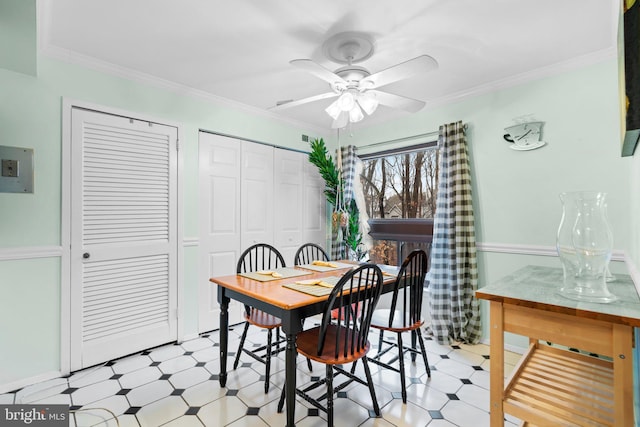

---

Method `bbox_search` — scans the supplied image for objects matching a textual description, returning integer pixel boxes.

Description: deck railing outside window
[367,218,433,271]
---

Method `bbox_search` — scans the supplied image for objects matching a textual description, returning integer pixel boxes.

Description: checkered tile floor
[0,323,523,426]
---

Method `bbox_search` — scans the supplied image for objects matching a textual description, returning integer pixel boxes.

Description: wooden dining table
[210,261,397,427]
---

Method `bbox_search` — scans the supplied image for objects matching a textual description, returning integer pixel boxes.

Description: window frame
[359,140,438,266]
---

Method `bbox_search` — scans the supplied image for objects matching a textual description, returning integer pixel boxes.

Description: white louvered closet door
[70,108,178,371]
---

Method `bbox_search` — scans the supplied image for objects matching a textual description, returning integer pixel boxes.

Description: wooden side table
[476,266,640,426]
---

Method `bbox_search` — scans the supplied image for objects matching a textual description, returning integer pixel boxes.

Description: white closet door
[240,142,274,250]
[70,108,178,370]
[303,160,328,252]
[198,132,243,333]
[274,150,304,265]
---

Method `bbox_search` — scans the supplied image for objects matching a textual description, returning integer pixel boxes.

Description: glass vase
[558,192,616,303]
[556,192,579,292]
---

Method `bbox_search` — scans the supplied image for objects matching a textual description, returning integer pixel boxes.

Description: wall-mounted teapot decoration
[504,121,546,151]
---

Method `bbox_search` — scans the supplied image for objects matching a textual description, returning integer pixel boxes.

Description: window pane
[360,146,438,219]
[368,240,398,265]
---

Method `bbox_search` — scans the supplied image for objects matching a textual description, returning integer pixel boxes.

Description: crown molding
[423,47,617,111]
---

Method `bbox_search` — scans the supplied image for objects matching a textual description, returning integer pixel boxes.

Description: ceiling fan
[271,31,438,128]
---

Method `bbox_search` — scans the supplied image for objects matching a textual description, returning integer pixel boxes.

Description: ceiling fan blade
[360,55,438,89]
[269,92,338,111]
[369,90,426,113]
[290,59,348,87]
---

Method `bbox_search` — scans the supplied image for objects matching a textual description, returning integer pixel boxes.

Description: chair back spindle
[237,243,285,274]
[317,264,383,359]
[294,243,330,265]
[388,249,428,329]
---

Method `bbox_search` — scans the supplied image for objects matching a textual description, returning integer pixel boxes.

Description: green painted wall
[0,54,320,389]
[2,2,639,403]
[348,58,634,345]
[0,0,37,76]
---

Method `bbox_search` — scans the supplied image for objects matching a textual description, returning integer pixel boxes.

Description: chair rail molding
[183,237,199,247]
[0,246,63,261]
[476,242,625,262]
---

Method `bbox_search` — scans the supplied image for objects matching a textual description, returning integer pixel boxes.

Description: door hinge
[176,139,179,151]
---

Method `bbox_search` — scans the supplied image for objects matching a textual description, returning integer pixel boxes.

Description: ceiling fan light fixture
[357,93,379,115]
[325,99,342,120]
[349,103,364,123]
[337,91,356,111]
[332,111,349,129]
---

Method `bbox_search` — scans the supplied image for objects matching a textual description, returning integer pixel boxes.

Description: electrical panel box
[0,145,33,193]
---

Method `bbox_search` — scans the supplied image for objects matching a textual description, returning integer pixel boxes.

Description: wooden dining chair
[294,242,330,372]
[278,263,384,426]
[234,243,286,393]
[294,242,330,265]
[367,249,431,403]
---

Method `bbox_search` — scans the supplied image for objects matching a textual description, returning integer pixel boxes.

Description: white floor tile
[77,394,129,417]
[432,358,476,379]
[111,355,153,375]
[161,415,204,427]
[126,380,174,407]
[14,378,69,404]
[158,355,196,375]
[440,400,490,427]
[148,345,185,363]
[456,383,489,411]
[69,366,115,388]
[168,367,211,390]
[235,379,281,408]
[197,395,247,426]
[71,380,122,407]
[181,380,226,408]
[405,382,450,410]
[1,330,514,427]
[381,399,432,427]
[191,346,219,363]
[135,396,188,427]
[118,367,162,390]
[181,337,216,353]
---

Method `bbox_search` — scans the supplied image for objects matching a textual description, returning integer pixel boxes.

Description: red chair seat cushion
[296,325,369,365]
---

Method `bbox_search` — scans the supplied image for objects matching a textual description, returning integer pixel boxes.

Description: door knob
[83,253,90,259]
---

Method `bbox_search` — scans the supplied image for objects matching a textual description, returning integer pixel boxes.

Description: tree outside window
[360,142,438,265]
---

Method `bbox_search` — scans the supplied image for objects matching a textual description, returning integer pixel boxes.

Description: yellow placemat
[282,276,342,296]
[239,268,309,282]
[298,261,355,272]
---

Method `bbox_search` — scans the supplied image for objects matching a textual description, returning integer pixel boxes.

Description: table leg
[218,289,229,388]
[489,301,504,427]
[284,331,296,427]
[612,323,633,426]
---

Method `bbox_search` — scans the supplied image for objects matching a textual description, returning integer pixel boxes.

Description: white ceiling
[38,0,619,132]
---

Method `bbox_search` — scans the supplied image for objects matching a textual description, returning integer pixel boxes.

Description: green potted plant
[308,138,364,260]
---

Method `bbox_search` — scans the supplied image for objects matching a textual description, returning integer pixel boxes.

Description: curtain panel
[428,121,481,345]
[330,145,358,260]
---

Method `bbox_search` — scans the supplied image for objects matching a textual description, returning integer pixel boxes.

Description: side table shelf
[477,265,639,427]
[504,343,614,426]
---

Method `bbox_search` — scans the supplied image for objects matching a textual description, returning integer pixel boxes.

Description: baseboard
[0,371,63,395]
[181,332,200,343]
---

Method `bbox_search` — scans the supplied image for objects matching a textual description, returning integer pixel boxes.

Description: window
[360,141,438,266]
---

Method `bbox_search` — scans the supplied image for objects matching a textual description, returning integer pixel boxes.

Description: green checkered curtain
[330,145,358,260]
[428,121,481,345]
